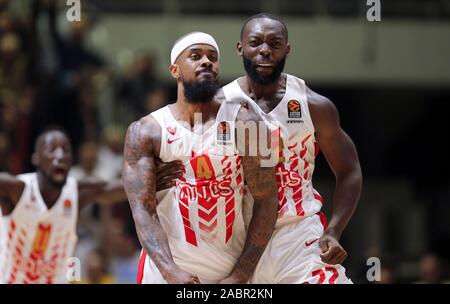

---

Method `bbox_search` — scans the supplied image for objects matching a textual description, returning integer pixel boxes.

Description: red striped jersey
[223,74,324,229]
[0,173,78,284]
[149,102,246,281]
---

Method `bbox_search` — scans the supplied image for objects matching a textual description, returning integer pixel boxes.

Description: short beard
[183,79,220,103]
[243,55,286,85]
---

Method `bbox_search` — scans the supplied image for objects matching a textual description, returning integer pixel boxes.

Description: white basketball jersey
[223,74,323,228]
[0,173,78,284]
[149,102,246,281]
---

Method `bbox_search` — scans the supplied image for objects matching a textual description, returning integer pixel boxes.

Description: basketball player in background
[0,128,127,284]
[122,32,279,284]
[221,13,363,283]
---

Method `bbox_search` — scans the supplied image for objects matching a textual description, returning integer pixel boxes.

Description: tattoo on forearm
[231,110,279,281]
[235,157,278,280]
[122,121,177,278]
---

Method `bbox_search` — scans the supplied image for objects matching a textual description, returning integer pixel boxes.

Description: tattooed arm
[122,116,199,284]
[219,105,279,284]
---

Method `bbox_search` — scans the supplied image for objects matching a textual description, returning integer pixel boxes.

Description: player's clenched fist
[319,233,348,265]
[165,269,201,284]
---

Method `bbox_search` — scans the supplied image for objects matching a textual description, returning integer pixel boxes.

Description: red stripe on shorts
[137,249,147,284]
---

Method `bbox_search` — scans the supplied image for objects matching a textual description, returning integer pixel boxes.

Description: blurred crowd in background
[0,0,449,284]
[0,0,169,284]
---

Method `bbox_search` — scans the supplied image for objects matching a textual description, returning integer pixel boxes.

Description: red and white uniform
[0,173,78,284]
[223,74,352,284]
[138,102,247,284]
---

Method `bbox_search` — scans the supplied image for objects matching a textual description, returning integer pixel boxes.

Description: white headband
[170,32,220,65]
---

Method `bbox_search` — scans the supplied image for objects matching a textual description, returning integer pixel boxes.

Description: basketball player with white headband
[122,32,279,284]
[155,14,363,284]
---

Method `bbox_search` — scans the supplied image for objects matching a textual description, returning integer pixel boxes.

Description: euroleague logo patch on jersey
[215,121,235,155]
[63,199,72,216]
[287,100,302,119]
[217,121,231,142]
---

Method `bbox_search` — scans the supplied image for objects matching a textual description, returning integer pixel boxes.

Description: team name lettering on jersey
[177,154,237,245]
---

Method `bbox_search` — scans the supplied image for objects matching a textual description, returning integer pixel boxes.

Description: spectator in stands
[416,253,450,284]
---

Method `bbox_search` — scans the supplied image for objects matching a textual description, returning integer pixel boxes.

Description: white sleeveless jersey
[0,173,78,284]
[149,102,246,281]
[223,74,323,228]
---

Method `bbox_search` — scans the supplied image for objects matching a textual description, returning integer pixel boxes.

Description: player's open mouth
[53,167,67,176]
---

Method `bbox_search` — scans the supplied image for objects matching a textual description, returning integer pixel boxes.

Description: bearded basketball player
[122,32,279,284]
[155,15,362,284]
[221,13,363,284]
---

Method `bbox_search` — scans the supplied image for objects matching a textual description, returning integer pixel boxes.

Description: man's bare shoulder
[0,173,26,210]
[306,85,340,132]
[0,173,25,193]
[0,172,23,185]
[124,113,162,159]
[128,114,162,142]
[306,85,335,109]
[136,113,160,131]
[306,86,338,116]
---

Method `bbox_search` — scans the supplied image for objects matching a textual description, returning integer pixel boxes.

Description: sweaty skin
[236,72,362,264]
[236,16,362,265]
[155,81,362,267]
[155,17,363,266]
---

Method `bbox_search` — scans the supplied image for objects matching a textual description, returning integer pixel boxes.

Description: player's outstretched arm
[78,159,185,210]
[122,119,199,284]
[0,173,25,215]
[308,86,363,265]
[220,107,279,284]
[77,178,126,211]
